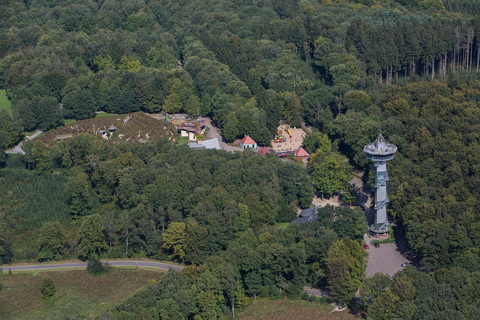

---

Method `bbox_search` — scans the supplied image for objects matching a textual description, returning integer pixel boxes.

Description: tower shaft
[363,133,397,234]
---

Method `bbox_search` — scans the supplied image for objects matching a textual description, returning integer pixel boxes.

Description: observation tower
[364,133,397,234]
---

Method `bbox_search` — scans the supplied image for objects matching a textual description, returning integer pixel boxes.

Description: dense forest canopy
[3,0,480,318]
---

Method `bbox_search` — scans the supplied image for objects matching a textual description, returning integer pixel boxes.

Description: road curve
[2,261,184,272]
[6,130,43,154]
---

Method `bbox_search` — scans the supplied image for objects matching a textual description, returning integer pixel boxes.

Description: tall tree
[38,221,66,262]
[326,238,367,304]
[77,214,108,261]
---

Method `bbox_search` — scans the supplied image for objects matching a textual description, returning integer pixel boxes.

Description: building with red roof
[239,135,257,150]
[293,147,309,158]
[257,146,272,156]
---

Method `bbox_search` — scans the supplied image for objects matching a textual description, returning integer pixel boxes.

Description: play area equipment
[274,130,286,143]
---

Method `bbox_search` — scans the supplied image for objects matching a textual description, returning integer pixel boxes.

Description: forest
[2,0,480,319]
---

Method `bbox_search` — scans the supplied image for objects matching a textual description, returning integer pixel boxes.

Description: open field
[238,299,361,320]
[38,112,177,146]
[0,90,12,114]
[0,268,164,319]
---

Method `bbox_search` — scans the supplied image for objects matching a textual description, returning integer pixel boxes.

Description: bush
[301,291,309,300]
[41,276,55,300]
[87,257,110,275]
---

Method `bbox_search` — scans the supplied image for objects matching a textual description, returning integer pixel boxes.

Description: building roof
[289,206,319,225]
[178,119,206,133]
[240,135,256,145]
[188,142,206,149]
[257,146,272,156]
[188,138,221,150]
[201,138,221,150]
[109,125,117,131]
[294,147,309,158]
[364,133,397,156]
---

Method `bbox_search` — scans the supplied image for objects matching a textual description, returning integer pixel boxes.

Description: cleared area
[270,124,306,153]
[0,89,12,113]
[365,242,410,277]
[238,299,360,320]
[0,268,163,319]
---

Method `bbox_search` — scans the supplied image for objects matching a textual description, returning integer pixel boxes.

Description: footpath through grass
[0,90,12,114]
[0,268,164,319]
[237,299,360,320]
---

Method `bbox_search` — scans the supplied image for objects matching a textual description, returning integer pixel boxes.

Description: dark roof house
[290,206,318,225]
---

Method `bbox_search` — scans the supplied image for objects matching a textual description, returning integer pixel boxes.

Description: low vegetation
[0,90,11,114]
[38,112,177,146]
[237,299,359,320]
[0,268,163,319]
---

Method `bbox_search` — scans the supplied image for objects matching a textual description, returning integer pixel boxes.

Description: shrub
[301,291,309,300]
[87,257,110,275]
[41,276,55,300]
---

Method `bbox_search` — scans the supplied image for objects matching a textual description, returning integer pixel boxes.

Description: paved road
[2,261,184,272]
[6,130,43,154]
[201,117,242,153]
[303,286,328,297]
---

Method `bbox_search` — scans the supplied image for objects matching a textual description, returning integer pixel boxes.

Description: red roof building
[293,147,309,158]
[239,135,257,150]
[257,146,272,156]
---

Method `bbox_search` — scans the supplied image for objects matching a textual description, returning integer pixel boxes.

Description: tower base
[369,224,390,234]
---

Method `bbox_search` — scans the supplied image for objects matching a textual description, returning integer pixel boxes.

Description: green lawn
[275,222,290,230]
[0,90,12,114]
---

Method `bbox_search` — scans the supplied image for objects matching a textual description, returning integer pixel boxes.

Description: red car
[364,244,370,250]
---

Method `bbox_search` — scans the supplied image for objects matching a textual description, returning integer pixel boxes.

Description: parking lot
[365,242,410,277]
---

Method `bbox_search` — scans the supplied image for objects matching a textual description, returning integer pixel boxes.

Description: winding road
[6,130,43,154]
[2,260,184,272]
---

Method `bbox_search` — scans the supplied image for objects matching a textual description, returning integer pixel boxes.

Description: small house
[55,134,73,141]
[293,147,309,159]
[290,206,318,225]
[257,146,272,156]
[239,135,257,150]
[109,126,117,132]
[179,119,206,141]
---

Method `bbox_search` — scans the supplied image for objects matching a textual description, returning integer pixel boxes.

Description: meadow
[0,268,163,319]
[0,90,12,113]
[237,299,361,320]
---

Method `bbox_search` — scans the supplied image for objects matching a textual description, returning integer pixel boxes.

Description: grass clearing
[275,222,290,230]
[238,299,360,320]
[0,268,164,319]
[0,90,12,114]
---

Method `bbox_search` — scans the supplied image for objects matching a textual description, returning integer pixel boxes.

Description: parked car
[364,244,370,250]
[374,242,380,248]
[401,262,412,267]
